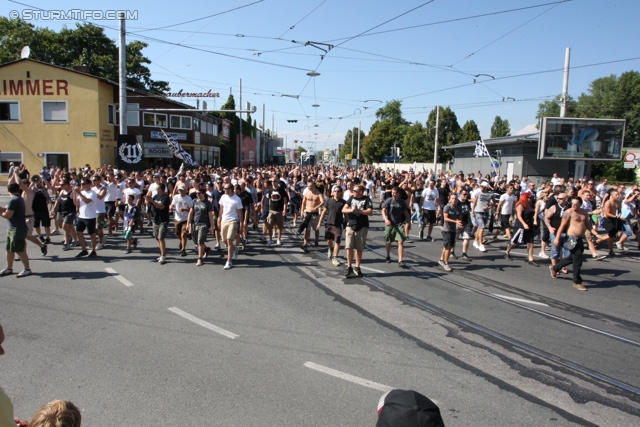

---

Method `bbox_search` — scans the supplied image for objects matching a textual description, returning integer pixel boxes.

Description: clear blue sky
[3,0,639,152]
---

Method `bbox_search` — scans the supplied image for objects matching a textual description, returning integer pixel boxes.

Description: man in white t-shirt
[419,180,440,241]
[495,184,516,240]
[74,178,99,258]
[171,184,193,257]
[551,173,561,186]
[217,183,243,270]
[595,179,608,207]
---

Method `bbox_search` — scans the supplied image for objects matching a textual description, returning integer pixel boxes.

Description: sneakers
[538,252,550,259]
[549,265,557,279]
[45,237,51,244]
[266,240,272,247]
[425,236,433,242]
[398,260,406,268]
[232,247,239,260]
[354,267,363,277]
[438,259,446,268]
[473,241,479,249]
[461,254,471,261]
[331,257,340,267]
[0,268,13,276]
[88,251,97,258]
[214,243,221,251]
[17,269,32,278]
[327,247,333,258]
[442,263,452,272]
[51,230,60,235]
[196,258,203,266]
[386,256,391,263]
[75,250,89,258]
[478,244,486,252]
[70,240,79,247]
[204,247,211,259]
[39,235,46,243]
[573,283,587,291]
[96,243,104,250]
[405,238,413,243]
[450,252,459,260]
[419,230,424,240]
[158,256,166,265]
[62,244,70,251]
[224,261,232,270]
[504,252,512,260]
[616,242,629,252]
[274,240,282,247]
[181,250,187,257]
[528,260,540,267]
[124,249,132,254]
[345,267,354,278]
[592,254,606,261]
[300,244,308,252]
[40,244,47,256]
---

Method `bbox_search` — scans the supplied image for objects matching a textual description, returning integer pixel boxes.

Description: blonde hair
[28,400,81,427]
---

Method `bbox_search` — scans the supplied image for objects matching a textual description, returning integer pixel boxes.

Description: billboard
[538,117,626,161]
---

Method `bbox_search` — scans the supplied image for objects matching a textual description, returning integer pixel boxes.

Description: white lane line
[492,294,549,307]
[359,266,386,273]
[168,307,239,339]
[304,362,393,393]
[105,268,134,287]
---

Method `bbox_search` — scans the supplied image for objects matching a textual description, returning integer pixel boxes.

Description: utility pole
[560,47,571,118]
[238,78,243,167]
[356,121,361,165]
[433,106,440,174]
[118,13,127,135]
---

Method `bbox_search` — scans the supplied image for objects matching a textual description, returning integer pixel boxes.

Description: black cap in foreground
[376,389,445,427]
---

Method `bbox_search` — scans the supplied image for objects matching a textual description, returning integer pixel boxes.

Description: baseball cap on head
[376,389,445,427]
[178,184,187,191]
[480,182,489,188]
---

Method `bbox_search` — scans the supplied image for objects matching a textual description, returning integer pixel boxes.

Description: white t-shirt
[92,185,107,214]
[421,187,439,210]
[596,184,608,202]
[104,181,118,202]
[123,187,142,206]
[499,193,516,215]
[79,189,98,219]
[115,182,126,202]
[171,194,193,222]
[219,194,243,222]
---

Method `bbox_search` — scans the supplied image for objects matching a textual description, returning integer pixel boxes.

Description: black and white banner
[160,129,198,168]
[117,134,145,171]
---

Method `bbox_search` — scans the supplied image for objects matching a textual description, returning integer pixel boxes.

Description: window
[108,103,140,126]
[212,122,219,136]
[193,118,200,132]
[170,115,192,130]
[0,101,20,122]
[0,152,23,174]
[143,112,167,128]
[42,101,68,122]
[200,120,206,133]
[207,122,213,135]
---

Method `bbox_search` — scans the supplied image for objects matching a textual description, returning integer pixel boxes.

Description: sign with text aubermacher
[151,131,186,140]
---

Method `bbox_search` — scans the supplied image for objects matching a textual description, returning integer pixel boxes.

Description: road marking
[359,266,386,273]
[168,307,239,339]
[492,294,549,307]
[105,268,134,287]
[304,361,393,392]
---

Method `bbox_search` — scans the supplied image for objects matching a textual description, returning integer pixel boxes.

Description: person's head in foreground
[28,400,81,427]
[376,389,444,427]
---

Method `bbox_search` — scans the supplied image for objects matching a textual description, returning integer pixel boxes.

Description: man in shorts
[300,179,324,251]
[318,185,346,266]
[419,179,440,241]
[382,186,410,267]
[187,189,215,266]
[265,180,288,247]
[74,179,99,258]
[218,183,243,270]
[171,184,192,257]
[471,181,494,252]
[145,181,170,264]
[343,184,373,278]
[439,193,463,272]
[11,171,47,256]
[0,183,32,277]
[91,175,108,249]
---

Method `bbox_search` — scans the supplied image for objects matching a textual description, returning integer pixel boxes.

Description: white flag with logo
[474,139,490,157]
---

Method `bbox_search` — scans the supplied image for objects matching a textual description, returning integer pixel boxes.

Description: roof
[0,58,193,110]
[445,132,540,150]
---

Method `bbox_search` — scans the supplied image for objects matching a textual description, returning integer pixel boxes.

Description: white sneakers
[224,261,232,270]
[478,244,486,252]
[616,242,629,252]
[473,241,479,249]
[538,252,550,259]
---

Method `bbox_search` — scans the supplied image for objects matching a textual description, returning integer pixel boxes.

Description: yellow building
[0,58,117,182]
[0,58,221,184]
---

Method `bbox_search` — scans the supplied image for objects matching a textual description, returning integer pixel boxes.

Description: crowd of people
[1,163,639,286]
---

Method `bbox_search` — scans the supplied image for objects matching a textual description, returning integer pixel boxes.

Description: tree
[361,120,401,163]
[590,151,638,182]
[0,18,169,93]
[375,100,410,128]
[490,116,511,138]
[535,94,578,128]
[424,106,461,163]
[339,127,365,160]
[460,120,481,143]
[401,122,428,162]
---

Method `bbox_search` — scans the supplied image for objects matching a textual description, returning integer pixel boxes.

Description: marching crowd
[2,163,639,289]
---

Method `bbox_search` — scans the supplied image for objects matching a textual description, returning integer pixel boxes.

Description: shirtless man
[300,179,324,251]
[550,195,601,291]
[602,189,626,255]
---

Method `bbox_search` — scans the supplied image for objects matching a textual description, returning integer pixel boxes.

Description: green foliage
[401,122,428,162]
[460,120,481,143]
[0,18,170,93]
[297,146,307,153]
[339,127,365,160]
[490,116,511,138]
[215,94,238,168]
[590,151,638,182]
[375,100,410,127]
[535,95,577,129]
[425,106,460,163]
[362,120,401,163]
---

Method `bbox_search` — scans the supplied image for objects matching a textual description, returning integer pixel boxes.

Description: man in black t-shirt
[382,186,410,267]
[266,180,288,246]
[145,183,170,264]
[318,186,347,266]
[1,183,31,277]
[342,184,373,278]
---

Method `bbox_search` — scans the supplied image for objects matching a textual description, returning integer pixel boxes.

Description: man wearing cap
[471,181,494,252]
[376,389,445,427]
[171,184,193,257]
[187,189,215,266]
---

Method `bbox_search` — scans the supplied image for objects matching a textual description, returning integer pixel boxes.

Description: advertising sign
[538,117,626,161]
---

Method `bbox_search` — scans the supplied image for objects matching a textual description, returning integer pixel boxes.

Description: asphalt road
[1,198,639,426]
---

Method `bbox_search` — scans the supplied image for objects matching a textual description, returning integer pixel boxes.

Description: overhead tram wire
[278,0,329,39]
[449,1,567,67]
